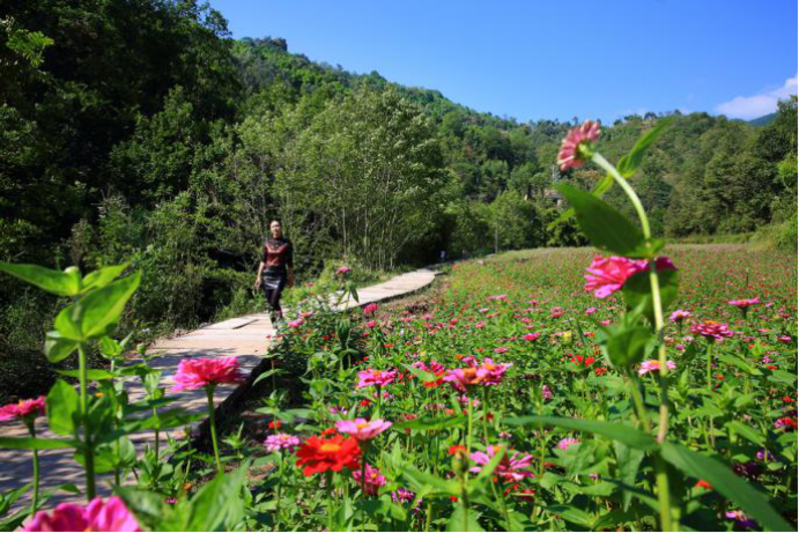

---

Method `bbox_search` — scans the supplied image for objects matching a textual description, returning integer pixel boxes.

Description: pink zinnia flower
[691,321,734,342]
[363,303,379,315]
[669,309,691,323]
[352,463,387,496]
[336,418,392,441]
[584,256,676,299]
[356,368,397,389]
[171,356,245,392]
[523,332,541,342]
[493,347,509,354]
[585,307,597,316]
[637,360,677,376]
[728,298,760,308]
[469,445,535,482]
[25,497,140,532]
[264,433,301,453]
[443,367,489,389]
[558,120,601,171]
[479,358,512,386]
[557,438,580,450]
[336,266,351,275]
[0,397,46,422]
[288,318,305,328]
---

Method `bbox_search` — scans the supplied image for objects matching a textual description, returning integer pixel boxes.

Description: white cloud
[715,75,798,120]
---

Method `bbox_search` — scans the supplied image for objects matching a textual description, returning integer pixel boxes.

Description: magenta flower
[541,384,553,401]
[0,397,46,422]
[25,497,140,532]
[352,463,387,496]
[637,360,677,376]
[585,307,597,316]
[363,303,379,315]
[669,309,691,323]
[171,356,245,392]
[443,367,489,390]
[557,438,580,450]
[728,298,760,308]
[356,368,397,389]
[336,266,351,275]
[691,321,734,342]
[558,120,601,171]
[469,445,535,482]
[264,433,301,453]
[336,418,393,441]
[523,332,541,342]
[584,256,676,299]
[479,358,512,386]
[288,318,305,328]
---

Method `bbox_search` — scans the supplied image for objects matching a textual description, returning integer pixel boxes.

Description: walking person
[254,220,294,324]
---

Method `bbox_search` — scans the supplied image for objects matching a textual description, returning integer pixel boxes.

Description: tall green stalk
[593,153,677,531]
[205,386,223,473]
[25,420,39,512]
[77,344,96,501]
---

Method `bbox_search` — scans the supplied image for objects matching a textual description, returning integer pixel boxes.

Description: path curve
[0,267,439,512]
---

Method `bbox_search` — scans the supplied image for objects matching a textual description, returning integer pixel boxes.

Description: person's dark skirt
[262,270,287,321]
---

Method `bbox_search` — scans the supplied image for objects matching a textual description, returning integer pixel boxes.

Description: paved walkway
[0,268,438,511]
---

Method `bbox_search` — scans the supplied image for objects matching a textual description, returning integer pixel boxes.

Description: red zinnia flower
[296,435,361,476]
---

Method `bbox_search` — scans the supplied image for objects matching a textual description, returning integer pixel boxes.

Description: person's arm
[254,244,266,289]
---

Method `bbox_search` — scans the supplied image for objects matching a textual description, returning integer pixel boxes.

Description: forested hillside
[1,1,796,366]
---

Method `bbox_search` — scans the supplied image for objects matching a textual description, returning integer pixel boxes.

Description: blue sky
[209,0,798,123]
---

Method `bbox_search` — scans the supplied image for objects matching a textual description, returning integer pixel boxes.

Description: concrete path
[0,268,438,512]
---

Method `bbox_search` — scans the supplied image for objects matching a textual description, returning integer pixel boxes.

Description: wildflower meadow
[0,122,796,532]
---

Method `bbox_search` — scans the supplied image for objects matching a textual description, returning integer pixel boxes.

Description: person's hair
[270,219,282,226]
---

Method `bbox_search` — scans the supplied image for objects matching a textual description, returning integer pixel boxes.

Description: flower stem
[77,343,96,501]
[705,342,714,392]
[592,152,677,531]
[26,421,39,512]
[205,386,223,473]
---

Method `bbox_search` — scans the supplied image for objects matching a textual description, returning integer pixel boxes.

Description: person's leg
[270,286,283,320]
[263,286,278,323]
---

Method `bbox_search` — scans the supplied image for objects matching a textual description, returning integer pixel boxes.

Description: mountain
[748,112,777,126]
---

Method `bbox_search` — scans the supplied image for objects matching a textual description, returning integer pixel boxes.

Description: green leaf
[186,466,247,531]
[600,322,654,368]
[252,368,283,387]
[53,306,82,341]
[0,437,74,450]
[401,465,461,496]
[622,269,679,325]
[81,263,129,292]
[556,173,614,223]
[0,262,81,296]
[56,369,115,381]
[394,415,466,432]
[542,504,593,527]
[554,184,649,257]
[617,117,674,178]
[43,331,79,363]
[659,442,791,531]
[504,415,657,451]
[725,421,766,447]
[614,441,645,511]
[402,363,437,383]
[76,271,141,339]
[99,336,123,358]
[717,354,762,376]
[47,380,80,436]
[446,503,484,532]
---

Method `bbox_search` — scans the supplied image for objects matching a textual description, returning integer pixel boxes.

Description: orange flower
[296,435,361,476]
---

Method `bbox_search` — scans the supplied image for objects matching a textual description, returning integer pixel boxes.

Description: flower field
[249,244,795,531]
[0,122,796,532]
